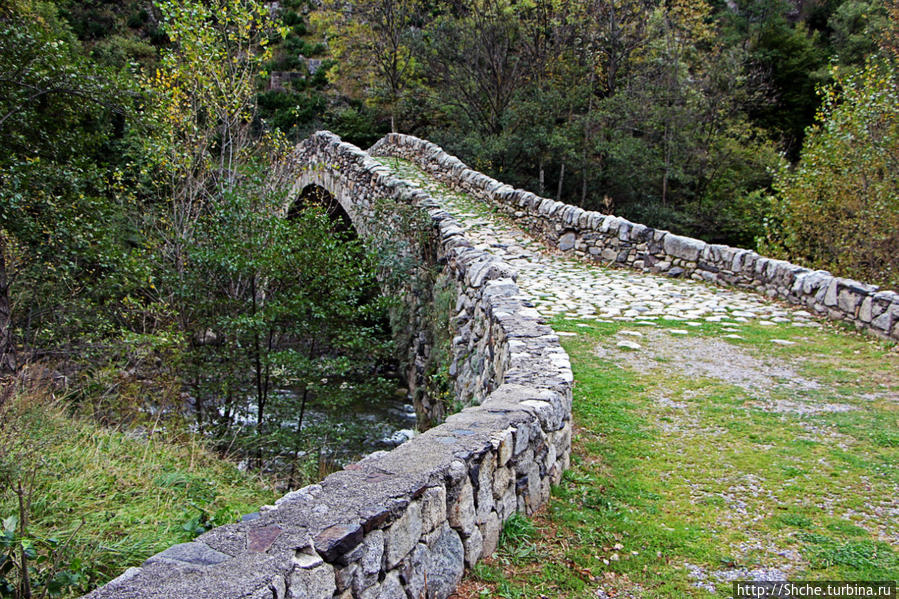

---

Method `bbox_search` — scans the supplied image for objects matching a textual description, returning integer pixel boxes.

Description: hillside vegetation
[311,0,899,283]
[0,373,276,597]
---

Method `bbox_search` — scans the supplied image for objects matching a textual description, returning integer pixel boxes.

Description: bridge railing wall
[370,133,899,342]
[84,132,572,599]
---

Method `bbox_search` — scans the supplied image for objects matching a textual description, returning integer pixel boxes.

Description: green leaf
[0,517,16,535]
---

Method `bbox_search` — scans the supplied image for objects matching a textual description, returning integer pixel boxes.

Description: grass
[0,381,276,597]
[455,319,899,598]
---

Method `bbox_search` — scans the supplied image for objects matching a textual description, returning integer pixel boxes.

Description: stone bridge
[86,132,899,599]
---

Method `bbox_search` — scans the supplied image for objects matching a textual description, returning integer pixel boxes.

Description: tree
[581,0,778,243]
[144,0,398,482]
[763,54,899,287]
[185,167,393,482]
[313,0,423,132]
[0,0,141,374]
[423,0,527,136]
[828,0,888,66]
[721,0,829,158]
[140,0,284,321]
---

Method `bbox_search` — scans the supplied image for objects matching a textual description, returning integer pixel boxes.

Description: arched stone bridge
[86,132,899,599]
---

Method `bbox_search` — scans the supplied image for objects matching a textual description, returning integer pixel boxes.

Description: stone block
[838,288,863,315]
[872,309,893,331]
[335,563,357,593]
[289,555,336,599]
[421,486,447,533]
[377,571,405,599]
[558,231,576,251]
[448,477,476,535]
[386,501,422,568]
[823,278,839,307]
[353,530,384,593]
[143,542,231,568]
[513,422,531,455]
[493,466,513,500]
[425,524,465,599]
[404,544,428,599]
[476,453,496,524]
[601,248,618,262]
[463,526,484,567]
[500,486,517,520]
[599,216,618,233]
[480,512,501,557]
[662,234,704,261]
[496,427,514,466]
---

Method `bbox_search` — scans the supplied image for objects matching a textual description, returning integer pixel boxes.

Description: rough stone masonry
[84,132,573,599]
[370,133,899,343]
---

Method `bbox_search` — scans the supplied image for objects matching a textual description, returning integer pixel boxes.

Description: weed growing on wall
[422,274,458,425]
[364,193,460,430]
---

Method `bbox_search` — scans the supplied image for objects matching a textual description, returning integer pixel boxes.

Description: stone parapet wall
[370,133,899,342]
[84,131,573,599]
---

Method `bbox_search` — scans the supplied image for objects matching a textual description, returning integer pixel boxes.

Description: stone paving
[387,160,820,332]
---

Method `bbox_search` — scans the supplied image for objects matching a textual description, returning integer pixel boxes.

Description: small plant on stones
[180,504,240,539]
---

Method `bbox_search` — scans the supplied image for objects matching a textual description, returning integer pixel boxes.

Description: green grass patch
[459,317,898,598]
[381,155,899,598]
[0,390,276,597]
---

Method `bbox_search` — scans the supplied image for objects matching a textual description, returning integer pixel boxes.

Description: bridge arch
[288,183,355,235]
[287,155,372,238]
[86,132,573,599]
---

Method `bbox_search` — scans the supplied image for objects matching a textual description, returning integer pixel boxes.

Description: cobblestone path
[387,159,817,332]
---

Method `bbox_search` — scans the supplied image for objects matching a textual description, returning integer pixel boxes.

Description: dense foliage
[764,54,899,287]
[760,7,899,288]
[0,3,404,594]
[310,0,895,266]
[314,0,886,244]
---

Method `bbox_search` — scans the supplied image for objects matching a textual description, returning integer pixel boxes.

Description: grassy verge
[455,319,898,598]
[0,379,276,597]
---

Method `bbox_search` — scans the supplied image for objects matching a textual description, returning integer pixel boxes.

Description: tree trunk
[287,338,316,488]
[250,275,266,427]
[287,385,310,488]
[556,162,565,202]
[581,164,588,205]
[582,69,596,206]
[538,158,545,196]
[0,233,16,375]
[662,122,671,206]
